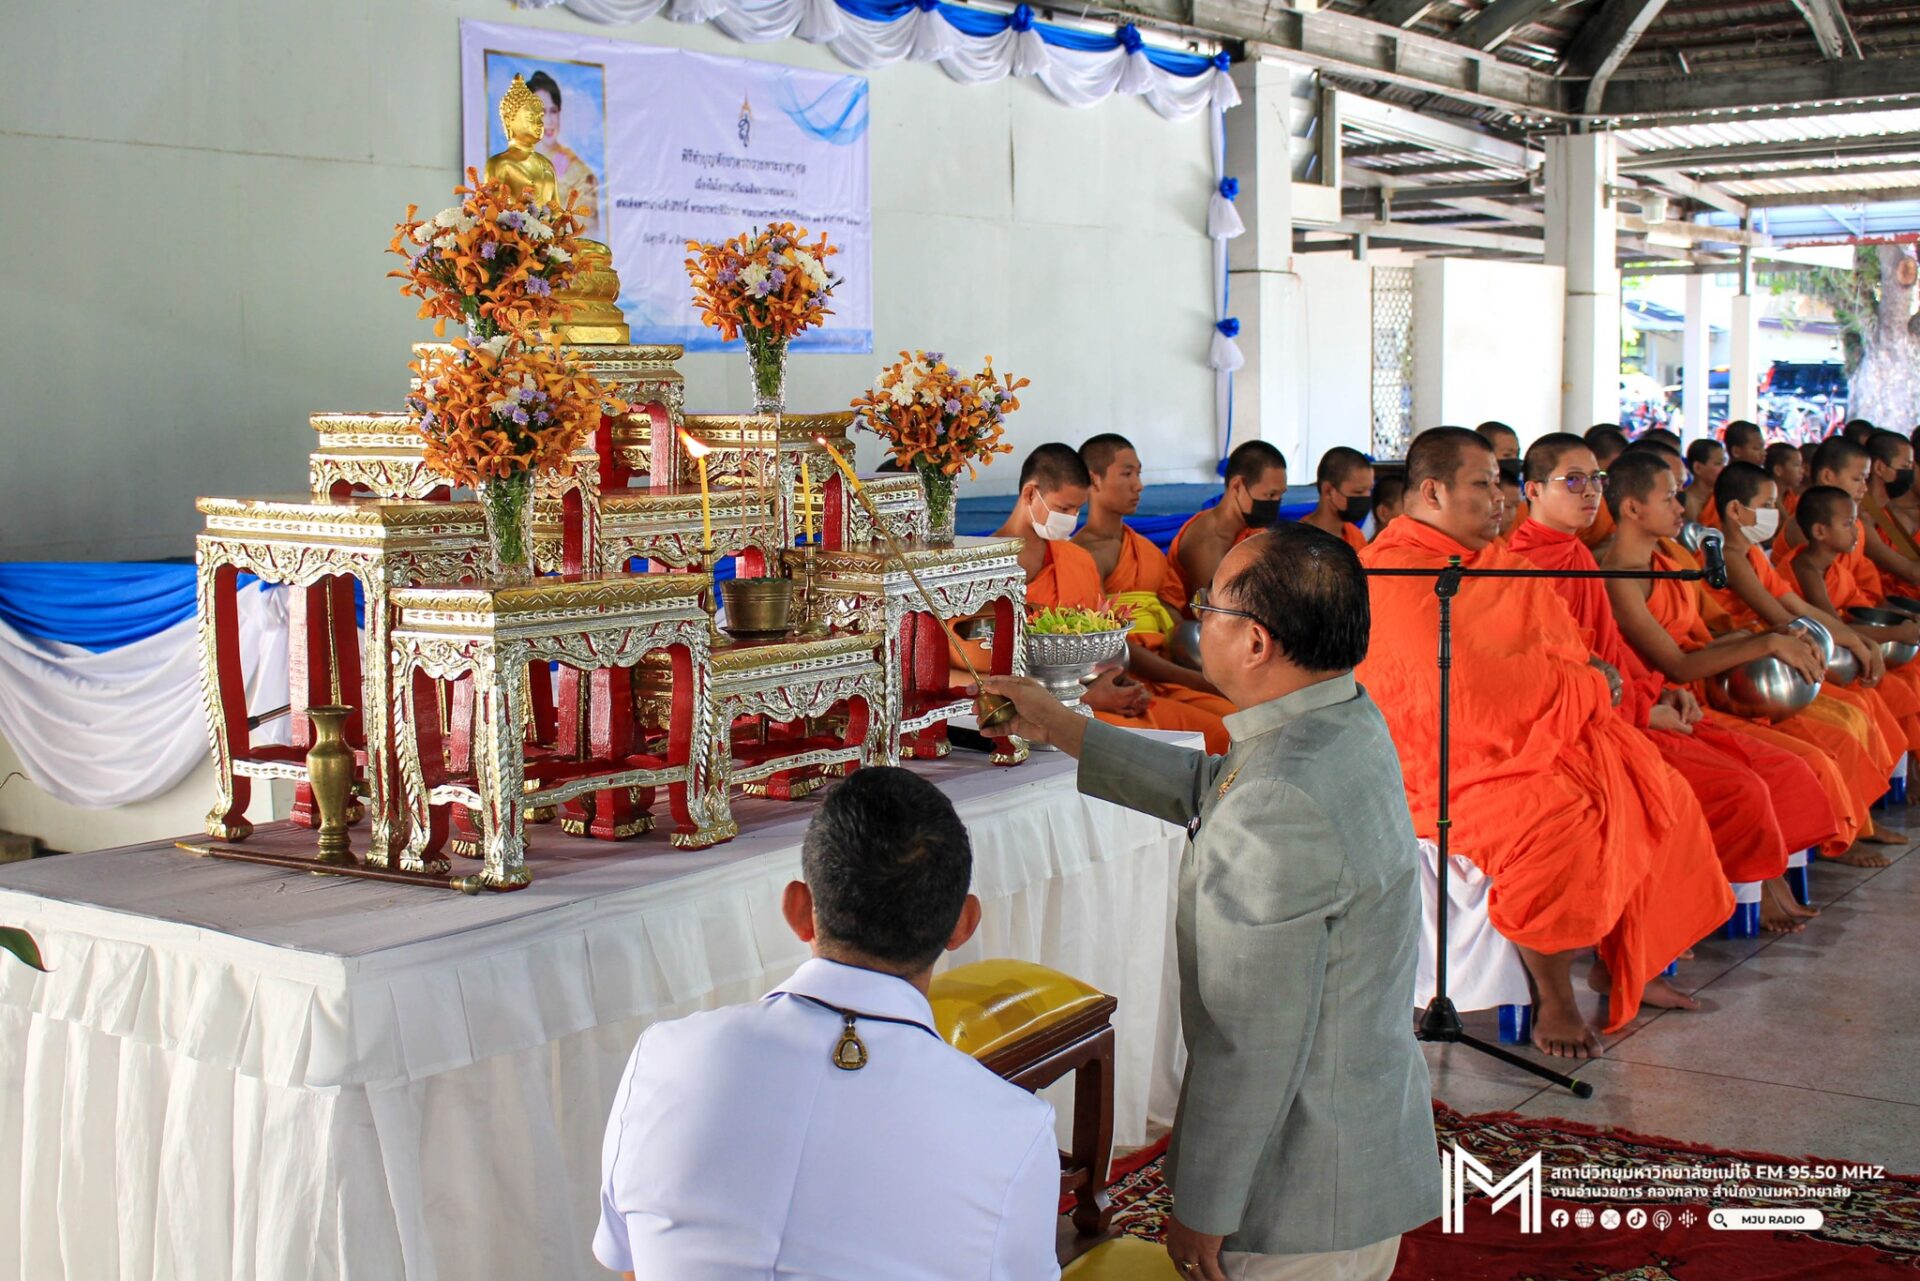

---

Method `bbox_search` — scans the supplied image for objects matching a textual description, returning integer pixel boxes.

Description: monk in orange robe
[956,443,1230,753]
[1601,451,1898,868]
[1360,428,1730,1059]
[1817,432,1920,604]
[1073,433,1237,726]
[1478,424,1529,535]
[1513,434,1832,933]
[1577,427,1630,550]
[1685,438,1726,526]
[1301,446,1373,552]
[1166,439,1288,610]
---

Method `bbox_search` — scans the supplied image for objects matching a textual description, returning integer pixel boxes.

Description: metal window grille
[1371,267,1415,459]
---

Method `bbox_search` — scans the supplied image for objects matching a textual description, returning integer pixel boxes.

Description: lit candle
[680,429,714,550]
[818,437,858,488]
[800,454,816,545]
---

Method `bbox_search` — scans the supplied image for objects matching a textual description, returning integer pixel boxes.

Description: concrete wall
[1294,255,1374,466]
[1412,258,1566,443]
[1,0,1219,560]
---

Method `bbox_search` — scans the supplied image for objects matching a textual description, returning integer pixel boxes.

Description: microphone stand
[1366,546,1722,1098]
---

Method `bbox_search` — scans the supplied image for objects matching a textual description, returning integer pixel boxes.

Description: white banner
[461,20,872,353]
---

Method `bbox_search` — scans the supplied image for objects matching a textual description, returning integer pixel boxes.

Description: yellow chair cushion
[928,959,1109,1060]
[1062,1237,1182,1279]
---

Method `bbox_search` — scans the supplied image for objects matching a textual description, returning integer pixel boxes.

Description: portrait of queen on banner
[462,20,874,354]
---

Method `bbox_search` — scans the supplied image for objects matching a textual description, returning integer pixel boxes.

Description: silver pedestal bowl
[1024,628,1131,746]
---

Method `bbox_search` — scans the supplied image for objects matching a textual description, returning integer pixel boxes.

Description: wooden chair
[928,959,1119,1238]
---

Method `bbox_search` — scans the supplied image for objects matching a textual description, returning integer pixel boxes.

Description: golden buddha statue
[486,74,629,345]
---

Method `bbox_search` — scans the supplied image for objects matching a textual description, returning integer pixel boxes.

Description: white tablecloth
[0,741,1194,1281]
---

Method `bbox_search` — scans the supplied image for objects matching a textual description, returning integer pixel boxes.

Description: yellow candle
[679,430,714,549]
[800,455,816,544]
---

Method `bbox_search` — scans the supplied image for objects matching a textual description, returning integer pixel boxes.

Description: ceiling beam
[1452,0,1579,49]
[1619,214,1772,246]
[1785,0,1863,60]
[1341,173,1538,201]
[1618,131,1920,171]
[1695,158,1920,183]
[1598,58,1920,116]
[1366,0,1443,27]
[1739,183,1920,207]
[1324,218,1547,254]
[1562,0,1674,115]
[1607,94,1920,129]
[1629,165,1749,217]
[1334,90,1539,171]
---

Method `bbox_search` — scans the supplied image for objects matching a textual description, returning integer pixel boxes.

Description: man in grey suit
[982,521,1440,1281]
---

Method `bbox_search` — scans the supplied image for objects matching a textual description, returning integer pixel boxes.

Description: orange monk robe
[1101,525,1239,727]
[1334,521,1368,552]
[1778,538,1920,752]
[1577,500,1615,550]
[1706,543,1905,769]
[1646,549,1882,854]
[1165,512,1261,615]
[1359,517,1731,1030]
[1509,519,1831,879]
[956,540,1232,753]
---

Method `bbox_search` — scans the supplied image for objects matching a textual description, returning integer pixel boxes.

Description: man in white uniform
[593,766,1062,1280]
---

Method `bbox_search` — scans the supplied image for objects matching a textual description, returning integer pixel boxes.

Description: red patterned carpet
[1104,1104,1920,1277]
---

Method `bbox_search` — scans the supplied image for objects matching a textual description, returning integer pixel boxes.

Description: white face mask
[1747,508,1781,544]
[1029,497,1078,541]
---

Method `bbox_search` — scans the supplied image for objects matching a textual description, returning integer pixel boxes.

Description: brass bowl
[720,576,794,639]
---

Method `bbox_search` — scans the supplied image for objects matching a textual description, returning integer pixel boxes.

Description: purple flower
[534,409,549,423]
[480,242,498,260]
[527,275,552,297]
[770,268,787,288]
[752,279,774,298]
[718,265,738,285]
[511,407,530,426]
[926,351,945,364]
[499,210,524,230]
[943,398,962,415]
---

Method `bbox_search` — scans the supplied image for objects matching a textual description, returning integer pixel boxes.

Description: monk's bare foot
[1678,948,1696,961]
[1640,976,1701,1010]
[1761,879,1807,933]
[1837,845,1894,867]
[1860,822,1905,845]
[1768,875,1821,919]
[1519,946,1605,1060]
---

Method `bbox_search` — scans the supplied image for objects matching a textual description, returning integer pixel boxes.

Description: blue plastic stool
[1497,1003,1532,1045]
[1662,960,1679,978]
[1723,880,1762,939]
[1784,847,1812,907]
[1893,774,1909,806]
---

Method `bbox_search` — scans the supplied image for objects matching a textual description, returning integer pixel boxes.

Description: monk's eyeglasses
[1549,471,1607,495]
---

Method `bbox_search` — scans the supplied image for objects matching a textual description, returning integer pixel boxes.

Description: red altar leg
[990,597,1018,677]
[737,547,767,579]
[583,665,647,839]
[824,474,848,550]
[527,662,558,748]
[904,610,951,759]
[407,669,450,859]
[204,563,253,839]
[289,574,365,828]
[840,695,871,778]
[561,489,587,576]
[449,675,481,850]
[663,643,704,840]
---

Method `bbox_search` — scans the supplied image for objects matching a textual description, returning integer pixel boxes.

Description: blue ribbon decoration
[1213,50,1232,71]
[1010,3,1034,30]
[1218,176,1239,200]
[831,0,1218,74]
[1215,317,1241,338]
[1118,23,1144,53]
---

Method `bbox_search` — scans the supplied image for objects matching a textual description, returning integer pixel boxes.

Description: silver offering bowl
[1849,606,1920,669]
[1025,628,1131,724]
[1707,656,1820,722]
[1787,615,1856,684]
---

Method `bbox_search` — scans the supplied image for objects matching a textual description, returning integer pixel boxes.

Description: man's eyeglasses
[1548,471,1607,495]
[1193,601,1266,629]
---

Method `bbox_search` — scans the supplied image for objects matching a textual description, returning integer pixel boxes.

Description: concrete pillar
[1545,133,1620,433]
[1682,272,1711,441]
[1729,293,1760,426]
[1224,57,1306,465]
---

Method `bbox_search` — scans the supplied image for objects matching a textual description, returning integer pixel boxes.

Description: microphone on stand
[1700,528,1729,590]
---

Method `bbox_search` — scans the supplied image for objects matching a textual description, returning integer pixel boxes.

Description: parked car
[1762,361,1848,403]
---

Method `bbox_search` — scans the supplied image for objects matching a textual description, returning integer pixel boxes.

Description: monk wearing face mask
[1301,447,1374,551]
[1168,441,1289,609]
[956,443,1231,752]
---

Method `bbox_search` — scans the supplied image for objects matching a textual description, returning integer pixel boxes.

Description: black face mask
[1890,468,1916,501]
[1338,494,1372,524]
[1246,496,1282,528]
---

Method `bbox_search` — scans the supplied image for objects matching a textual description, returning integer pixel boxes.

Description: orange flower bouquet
[684,223,840,411]
[405,335,627,581]
[849,351,1026,543]
[389,168,587,340]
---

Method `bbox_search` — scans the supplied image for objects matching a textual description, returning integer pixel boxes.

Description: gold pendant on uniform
[832,1014,869,1071]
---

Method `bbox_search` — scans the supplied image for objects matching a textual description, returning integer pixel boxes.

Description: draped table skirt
[0,740,1195,1281]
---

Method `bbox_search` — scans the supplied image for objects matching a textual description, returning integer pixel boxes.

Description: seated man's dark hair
[1642,427,1682,450]
[1796,485,1854,539]
[1226,523,1370,671]
[1584,425,1630,465]
[1405,426,1491,489]
[1811,436,1870,481]
[1625,438,1682,465]
[1685,438,1724,470]
[1713,460,1772,515]
[1371,473,1406,518]
[1475,421,1519,446]
[1522,432,1590,486]
[1867,428,1910,468]
[1844,419,1876,444]
[1018,442,1091,491]
[1225,439,1288,489]
[1605,448,1675,517]
[1079,432,1135,478]
[1765,441,1802,475]
[1724,420,1763,452]
[1315,446,1372,489]
[801,767,973,972]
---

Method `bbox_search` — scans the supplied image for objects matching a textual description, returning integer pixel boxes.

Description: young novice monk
[1167,440,1288,609]
[1510,434,1833,932]
[1302,447,1374,551]
[1603,452,1897,870]
[1073,433,1237,720]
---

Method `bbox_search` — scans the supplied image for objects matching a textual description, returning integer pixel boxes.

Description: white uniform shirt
[594,957,1062,1280]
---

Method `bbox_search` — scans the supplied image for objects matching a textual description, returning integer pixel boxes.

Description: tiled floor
[1424,809,1920,1172]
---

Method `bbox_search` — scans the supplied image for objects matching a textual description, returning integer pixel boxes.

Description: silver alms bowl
[1707,656,1820,722]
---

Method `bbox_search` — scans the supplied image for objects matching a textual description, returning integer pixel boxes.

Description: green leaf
[0,927,45,972]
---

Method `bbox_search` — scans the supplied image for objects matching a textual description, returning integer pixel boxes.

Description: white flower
[738,262,770,290]
[523,216,554,242]
[888,382,914,407]
[546,245,571,264]
[433,207,461,229]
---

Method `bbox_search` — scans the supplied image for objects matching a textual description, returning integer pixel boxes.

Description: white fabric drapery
[0,583,289,809]
[0,745,1191,1280]
[530,0,1235,120]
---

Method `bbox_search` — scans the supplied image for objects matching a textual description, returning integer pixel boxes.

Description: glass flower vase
[477,471,537,585]
[745,329,789,416]
[916,461,957,546]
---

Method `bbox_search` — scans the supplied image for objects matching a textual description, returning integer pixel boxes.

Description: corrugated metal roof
[1617,108,1920,152]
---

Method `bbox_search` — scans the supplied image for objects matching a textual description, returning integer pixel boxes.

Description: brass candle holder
[699,546,726,643]
[305,704,357,866]
[798,541,830,639]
